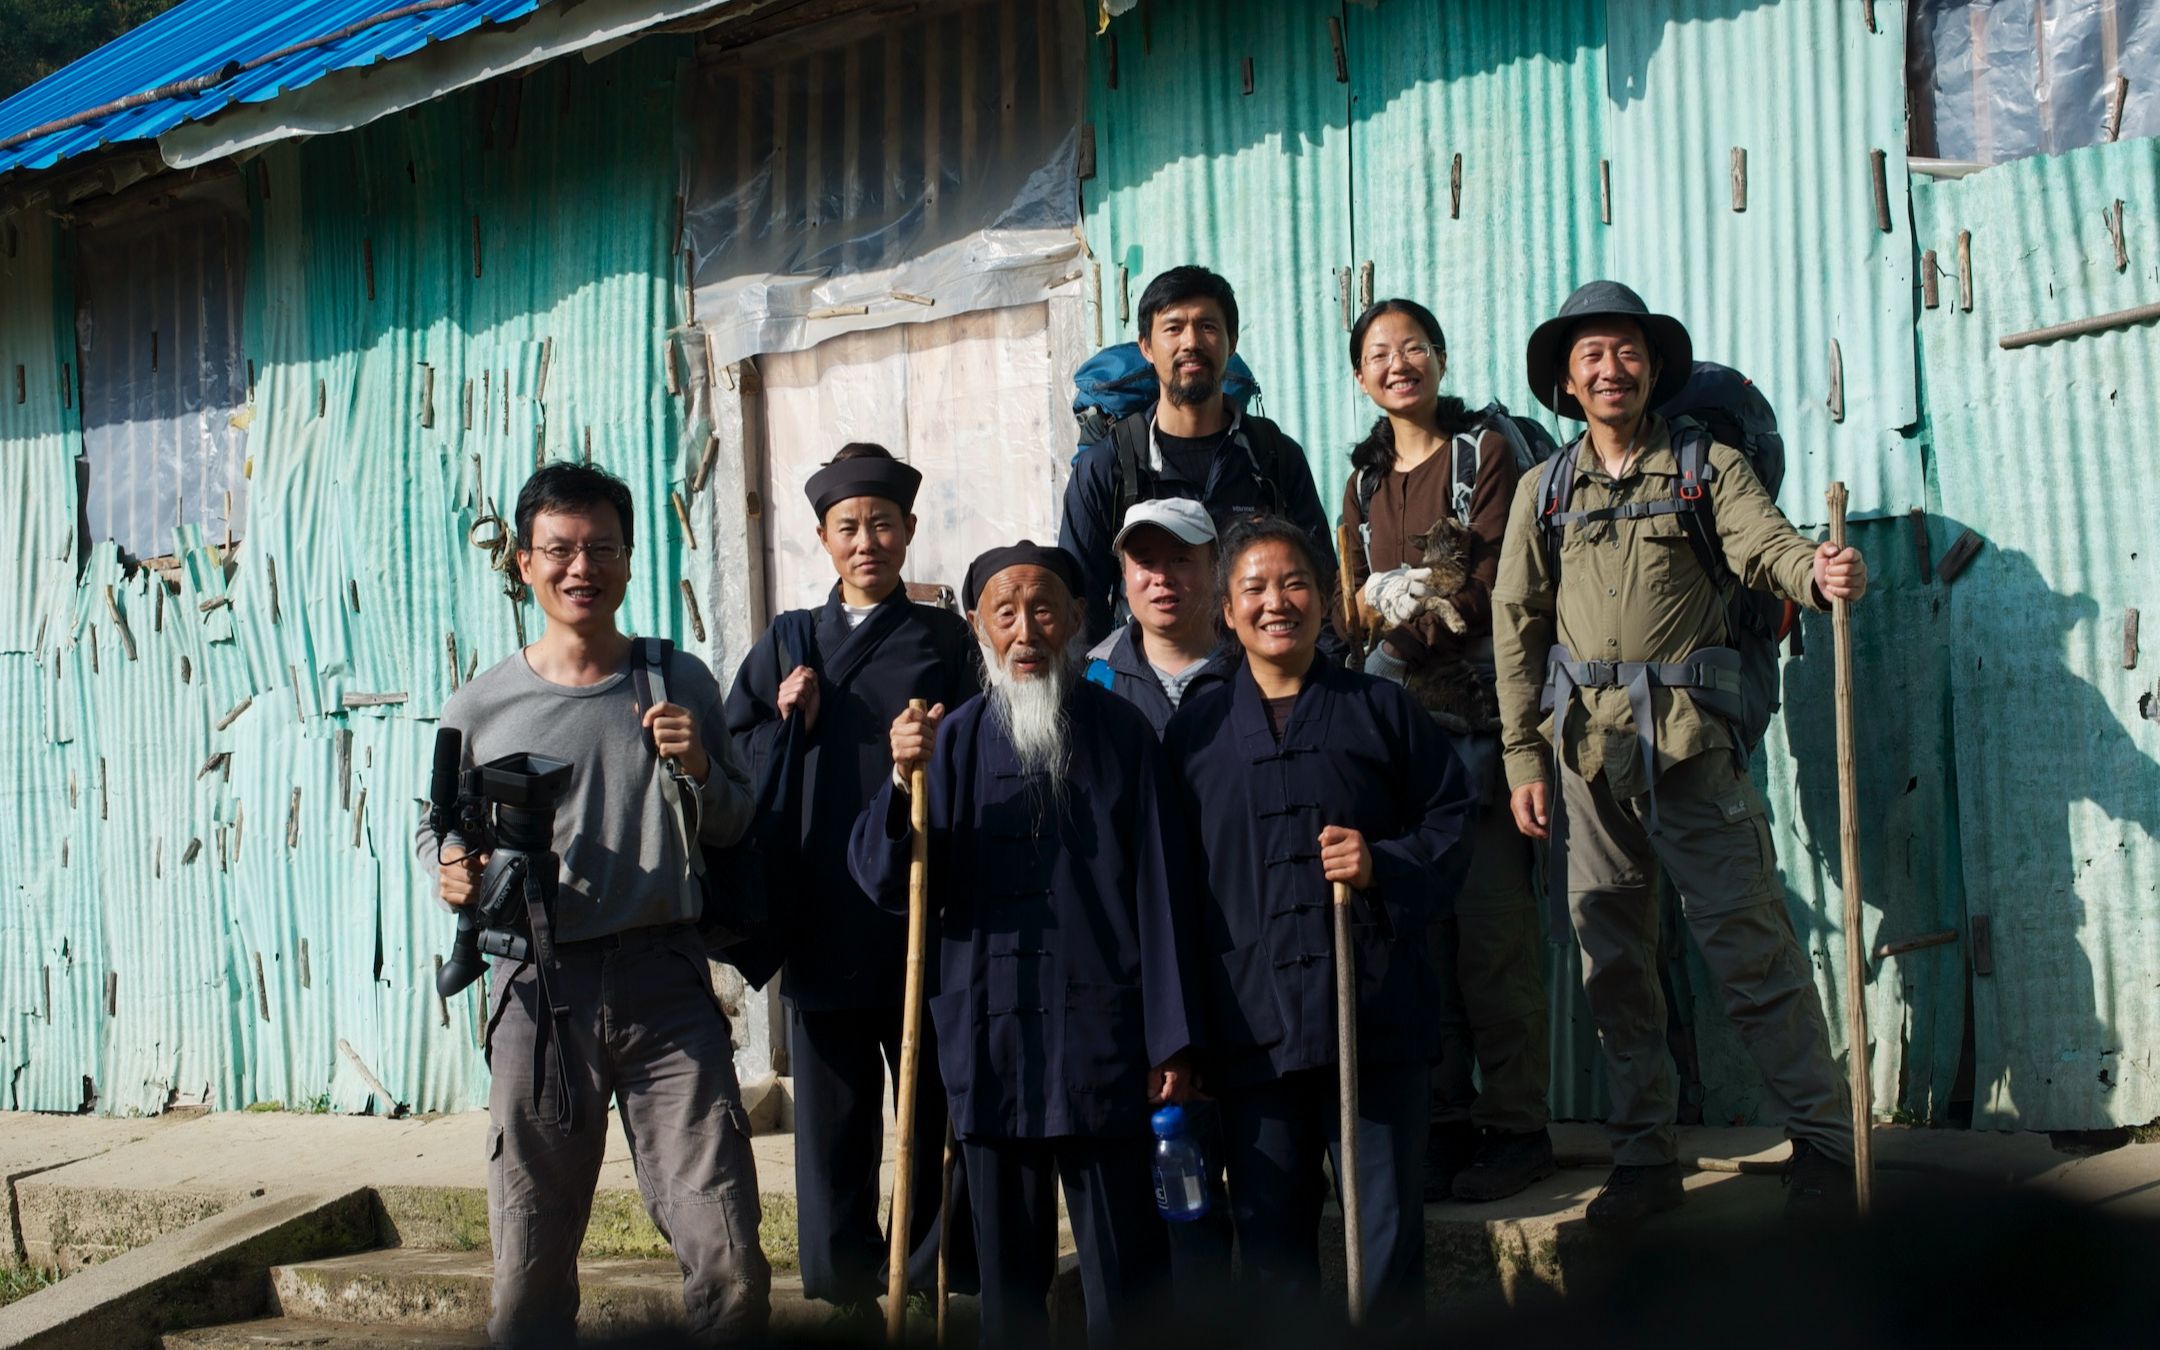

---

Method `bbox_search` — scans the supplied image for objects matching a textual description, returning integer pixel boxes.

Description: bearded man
[848,541,1196,1350]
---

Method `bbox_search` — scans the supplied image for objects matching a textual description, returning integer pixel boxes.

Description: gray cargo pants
[1561,749,1853,1166]
[485,921,770,1345]
[1430,773,1553,1134]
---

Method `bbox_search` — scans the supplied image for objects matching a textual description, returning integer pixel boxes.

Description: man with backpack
[1059,265,1341,654]
[1492,282,1870,1228]
[422,463,768,1342]
[723,444,981,1324]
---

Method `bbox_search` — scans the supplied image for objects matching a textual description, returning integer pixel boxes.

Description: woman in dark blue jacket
[1162,515,1476,1325]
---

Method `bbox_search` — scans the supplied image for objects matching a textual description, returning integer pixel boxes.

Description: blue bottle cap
[1151,1105,1187,1137]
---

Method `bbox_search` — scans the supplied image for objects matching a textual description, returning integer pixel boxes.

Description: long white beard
[979,638,1075,781]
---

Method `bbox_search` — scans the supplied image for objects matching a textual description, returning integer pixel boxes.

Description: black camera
[428,728,573,999]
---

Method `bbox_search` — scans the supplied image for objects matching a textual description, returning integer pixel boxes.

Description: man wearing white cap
[1082,498,1235,735]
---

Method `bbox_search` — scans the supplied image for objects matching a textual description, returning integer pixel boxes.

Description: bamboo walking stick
[936,1120,956,1346]
[1332,878,1365,1324]
[1336,523,1368,666]
[889,697,933,1341]
[1826,484,1874,1215]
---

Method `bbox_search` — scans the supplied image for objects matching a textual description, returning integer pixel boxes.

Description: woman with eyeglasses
[1337,299,1558,1206]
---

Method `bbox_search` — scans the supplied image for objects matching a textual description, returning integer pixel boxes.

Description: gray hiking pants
[1561,750,1853,1167]
[485,921,770,1345]
[1429,775,1553,1134]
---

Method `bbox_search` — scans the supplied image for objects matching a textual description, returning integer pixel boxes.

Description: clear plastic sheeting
[685,0,1082,371]
[1910,0,2160,165]
[74,180,250,560]
[757,303,1061,615]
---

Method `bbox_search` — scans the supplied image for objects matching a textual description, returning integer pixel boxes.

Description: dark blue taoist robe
[725,585,981,1011]
[1163,657,1477,1090]
[847,679,1196,1140]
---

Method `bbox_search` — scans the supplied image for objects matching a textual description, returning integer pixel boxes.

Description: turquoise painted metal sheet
[0,41,702,1115]
[1604,0,1921,528]
[1913,136,2160,1131]
[1343,0,1611,442]
[1081,0,1360,494]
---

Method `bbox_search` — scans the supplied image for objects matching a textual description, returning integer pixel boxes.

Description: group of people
[425,263,1872,1346]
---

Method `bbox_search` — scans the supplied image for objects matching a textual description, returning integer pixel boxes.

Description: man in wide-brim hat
[1493,281,1870,1228]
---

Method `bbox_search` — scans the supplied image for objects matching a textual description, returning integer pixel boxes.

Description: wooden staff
[889,697,933,1341]
[1827,484,1874,1215]
[1332,878,1365,1323]
[1336,523,1368,665]
[936,1121,956,1346]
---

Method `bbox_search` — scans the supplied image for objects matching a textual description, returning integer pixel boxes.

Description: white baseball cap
[1113,497,1218,553]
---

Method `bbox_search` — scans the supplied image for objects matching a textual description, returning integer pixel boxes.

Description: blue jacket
[1162,657,1476,1089]
[847,679,1196,1140]
[1083,620,1238,738]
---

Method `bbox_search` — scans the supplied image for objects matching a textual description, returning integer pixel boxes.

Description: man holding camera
[420,463,768,1343]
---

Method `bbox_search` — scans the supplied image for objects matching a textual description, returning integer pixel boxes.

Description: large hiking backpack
[1350,399,1561,533]
[1071,341,1262,446]
[1533,360,1794,752]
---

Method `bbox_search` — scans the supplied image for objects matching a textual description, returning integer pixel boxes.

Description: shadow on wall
[1770,519,2160,1130]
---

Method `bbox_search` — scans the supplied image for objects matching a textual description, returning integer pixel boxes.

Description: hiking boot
[1422,1121,1480,1201]
[1782,1139,1857,1222]
[1584,1162,1685,1230]
[1452,1128,1560,1203]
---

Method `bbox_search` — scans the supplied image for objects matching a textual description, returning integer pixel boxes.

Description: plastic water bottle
[1151,1105,1211,1222]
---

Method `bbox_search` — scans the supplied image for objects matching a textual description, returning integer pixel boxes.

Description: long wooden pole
[1332,879,1365,1324]
[1827,484,1874,1215]
[935,1122,956,1346]
[889,698,932,1341]
[1336,523,1368,667]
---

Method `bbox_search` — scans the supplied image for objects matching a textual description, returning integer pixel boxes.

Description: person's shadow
[1688,521,2160,1137]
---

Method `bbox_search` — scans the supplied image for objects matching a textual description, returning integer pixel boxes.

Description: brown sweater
[1336,427,1523,663]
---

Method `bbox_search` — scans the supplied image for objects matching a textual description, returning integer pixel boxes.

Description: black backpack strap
[633,637,705,880]
[1450,431,1483,525]
[1669,426,1733,591]
[1110,416,1148,537]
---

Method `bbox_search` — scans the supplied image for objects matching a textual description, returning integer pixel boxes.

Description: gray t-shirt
[415,646,753,941]
[1151,657,1212,710]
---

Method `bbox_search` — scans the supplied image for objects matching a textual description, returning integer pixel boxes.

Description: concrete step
[260,1248,837,1334]
[165,1316,490,1348]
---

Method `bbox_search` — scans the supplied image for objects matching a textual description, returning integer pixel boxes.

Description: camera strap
[522,865,576,1137]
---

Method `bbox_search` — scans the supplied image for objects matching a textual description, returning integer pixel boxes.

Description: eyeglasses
[1360,342,1436,373]
[527,542,630,565]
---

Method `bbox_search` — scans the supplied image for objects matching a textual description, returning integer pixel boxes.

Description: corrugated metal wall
[1080,0,1358,490]
[1912,136,2160,1130]
[1083,0,1991,1127]
[0,39,704,1115]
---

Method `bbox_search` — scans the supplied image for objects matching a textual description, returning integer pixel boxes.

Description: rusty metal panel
[1912,135,2160,1130]
[1081,0,1359,492]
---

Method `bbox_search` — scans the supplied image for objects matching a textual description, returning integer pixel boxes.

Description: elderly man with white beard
[848,540,1197,1350]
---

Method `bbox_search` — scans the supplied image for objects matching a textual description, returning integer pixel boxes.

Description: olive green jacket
[1492,415,1825,797]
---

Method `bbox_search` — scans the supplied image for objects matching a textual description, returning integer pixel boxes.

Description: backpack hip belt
[1537,643,1744,939]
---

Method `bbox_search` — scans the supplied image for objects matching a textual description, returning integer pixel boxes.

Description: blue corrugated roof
[0,0,548,177]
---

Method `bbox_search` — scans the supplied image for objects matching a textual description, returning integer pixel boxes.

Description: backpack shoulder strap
[775,609,820,675]
[1450,430,1483,525]
[630,636,672,712]
[1237,416,1288,512]
[1084,657,1117,691]
[1110,414,1149,529]
[1668,426,1733,588]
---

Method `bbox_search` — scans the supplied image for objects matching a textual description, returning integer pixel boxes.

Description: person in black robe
[1163,515,1476,1327]
[848,541,1196,1349]
[723,443,980,1321]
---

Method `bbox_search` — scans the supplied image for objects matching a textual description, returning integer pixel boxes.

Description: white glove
[1362,567,1436,627]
